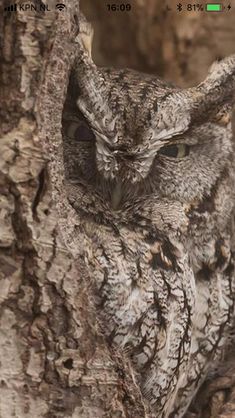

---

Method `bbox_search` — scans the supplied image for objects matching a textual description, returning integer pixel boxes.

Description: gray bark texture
[0,0,235,417]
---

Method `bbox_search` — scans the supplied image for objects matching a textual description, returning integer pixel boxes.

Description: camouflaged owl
[62,16,235,418]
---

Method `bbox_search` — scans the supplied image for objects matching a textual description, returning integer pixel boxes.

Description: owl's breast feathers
[75,171,234,416]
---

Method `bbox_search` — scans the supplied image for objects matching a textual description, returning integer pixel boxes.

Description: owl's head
[62,25,235,212]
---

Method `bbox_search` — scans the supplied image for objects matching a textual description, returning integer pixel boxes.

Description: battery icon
[206,3,222,11]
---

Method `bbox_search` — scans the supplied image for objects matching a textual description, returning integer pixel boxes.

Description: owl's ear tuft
[78,14,94,59]
[197,55,235,115]
[180,55,235,126]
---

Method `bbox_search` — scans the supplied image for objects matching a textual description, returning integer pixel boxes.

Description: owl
[62,16,235,418]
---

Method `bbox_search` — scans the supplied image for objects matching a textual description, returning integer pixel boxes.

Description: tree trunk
[0,1,235,417]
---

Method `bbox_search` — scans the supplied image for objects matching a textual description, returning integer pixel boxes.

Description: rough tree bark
[0,1,235,417]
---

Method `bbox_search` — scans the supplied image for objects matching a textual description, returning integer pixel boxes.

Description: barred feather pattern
[62,24,235,417]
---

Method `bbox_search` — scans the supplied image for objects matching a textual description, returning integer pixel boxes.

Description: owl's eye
[159,144,190,158]
[67,121,95,142]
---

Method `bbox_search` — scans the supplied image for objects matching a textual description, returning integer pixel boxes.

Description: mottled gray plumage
[62,17,235,418]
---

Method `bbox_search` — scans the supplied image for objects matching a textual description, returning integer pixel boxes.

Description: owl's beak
[111,181,123,210]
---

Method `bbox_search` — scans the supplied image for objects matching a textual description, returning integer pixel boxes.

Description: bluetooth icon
[177,3,183,11]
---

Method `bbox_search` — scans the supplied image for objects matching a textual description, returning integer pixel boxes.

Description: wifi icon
[56,3,66,11]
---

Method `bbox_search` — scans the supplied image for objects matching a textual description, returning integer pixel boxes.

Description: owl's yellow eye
[159,144,190,158]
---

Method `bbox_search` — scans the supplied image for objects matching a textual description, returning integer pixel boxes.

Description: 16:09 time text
[107,4,132,11]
